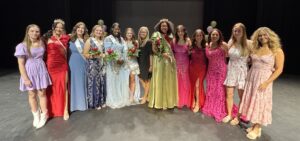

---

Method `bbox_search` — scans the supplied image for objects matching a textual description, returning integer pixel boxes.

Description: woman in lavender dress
[14,24,52,129]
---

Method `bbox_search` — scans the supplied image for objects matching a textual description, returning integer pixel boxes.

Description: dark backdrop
[1,0,299,75]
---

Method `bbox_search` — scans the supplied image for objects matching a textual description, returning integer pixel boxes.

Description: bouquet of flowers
[127,42,140,57]
[105,48,118,61]
[89,47,101,56]
[155,37,169,58]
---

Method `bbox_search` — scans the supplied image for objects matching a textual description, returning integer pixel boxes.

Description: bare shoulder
[47,38,56,44]
[275,48,284,56]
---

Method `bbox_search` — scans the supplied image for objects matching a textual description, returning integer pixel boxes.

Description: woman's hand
[117,59,124,65]
[24,79,32,87]
[258,81,269,92]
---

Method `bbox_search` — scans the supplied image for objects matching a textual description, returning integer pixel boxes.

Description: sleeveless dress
[172,42,191,108]
[239,54,275,126]
[14,43,52,91]
[189,46,207,109]
[224,46,248,89]
[86,38,107,108]
[126,41,141,103]
[69,39,88,111]
[202,46,227,122]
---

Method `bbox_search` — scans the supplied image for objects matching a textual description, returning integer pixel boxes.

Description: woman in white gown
[104,23,130,108]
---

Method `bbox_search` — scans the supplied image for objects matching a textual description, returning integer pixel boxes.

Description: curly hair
[251,27,282,53]
[154,18,174,35]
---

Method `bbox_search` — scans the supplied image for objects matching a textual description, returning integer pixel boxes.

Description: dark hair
[208,28,224,46]
[110,22,122,43]
[175,25,188,43]
[154,18,174,35]
[192,29,206,48]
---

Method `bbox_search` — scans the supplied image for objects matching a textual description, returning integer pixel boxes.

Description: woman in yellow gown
[148,19,178,109]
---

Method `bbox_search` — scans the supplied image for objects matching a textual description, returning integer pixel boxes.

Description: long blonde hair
[251,27,282,53]
[22,24,41,57]
[229,23,250,57]
[138,26,150,47]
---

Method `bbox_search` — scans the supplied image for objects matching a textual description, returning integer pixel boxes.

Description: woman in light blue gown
[68,22,89,112]
[104,23,130,109]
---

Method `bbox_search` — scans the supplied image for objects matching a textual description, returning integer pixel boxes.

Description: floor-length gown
[202,46,227,122]
[173,43,191,108]
[46,35,70,117]
[69,39,87,112]
[189,46,207,109]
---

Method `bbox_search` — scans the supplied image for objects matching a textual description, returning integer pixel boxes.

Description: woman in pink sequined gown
[202,29,228,122]
[172,25,192,108]
[189,29,207,113]
[239,27,284,140]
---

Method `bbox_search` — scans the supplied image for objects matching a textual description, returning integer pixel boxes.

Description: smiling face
[160,22,168,34]
[28,25,40,41]
[126,30,133,40]
[258,30,269,45]
[54,23,64,36]
[233,26,243,40]
[210,30,220,43]
[177,27,185,38]
[139,28,147,40]
[112,25,120,37]
[76,24,85,37]
[195,31,203,43]
[94,26,103,38]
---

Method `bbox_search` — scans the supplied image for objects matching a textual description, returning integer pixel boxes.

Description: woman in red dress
[189,29,207,113]
[44,19,70,120]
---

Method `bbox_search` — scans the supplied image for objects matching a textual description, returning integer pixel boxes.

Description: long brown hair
[175,25,188,43]
[70,22,89,42]
[22,24,41,57]
[191,29,206,48]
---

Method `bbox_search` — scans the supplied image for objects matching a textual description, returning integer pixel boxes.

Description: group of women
[15,18,284,140]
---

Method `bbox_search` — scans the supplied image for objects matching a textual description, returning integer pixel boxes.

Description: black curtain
[204,0,299,75]
[1,0,299,75]
[0,0,114,70]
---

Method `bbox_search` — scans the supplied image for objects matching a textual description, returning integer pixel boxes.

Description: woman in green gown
[148,19,178,109]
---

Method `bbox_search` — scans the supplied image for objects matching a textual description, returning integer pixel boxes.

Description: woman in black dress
[137,26,153,104]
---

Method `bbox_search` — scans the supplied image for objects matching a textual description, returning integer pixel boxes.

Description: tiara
[54,19,65,25]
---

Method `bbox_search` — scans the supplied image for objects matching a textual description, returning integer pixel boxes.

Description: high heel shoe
[63,112,69,120]
[246,128,262,140]
[193,106,199,113]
